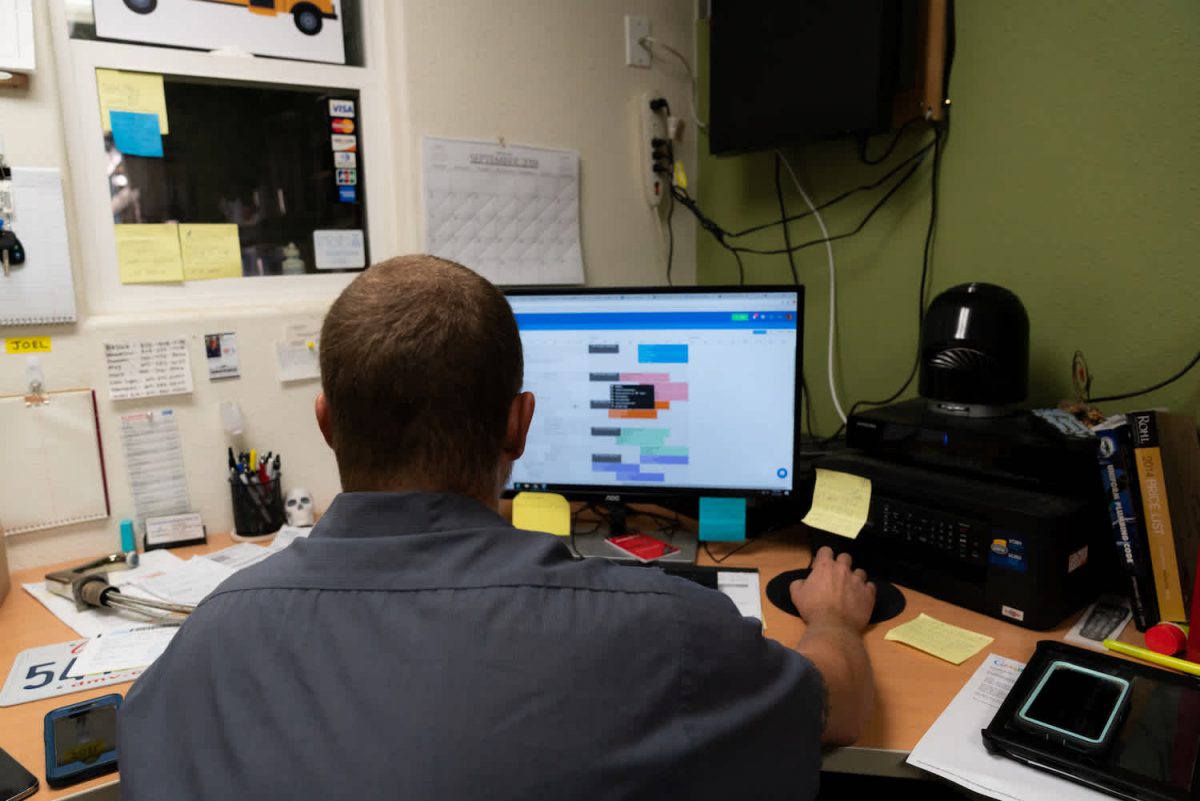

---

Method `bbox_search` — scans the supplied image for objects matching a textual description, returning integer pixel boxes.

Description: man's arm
[790,547,876,745]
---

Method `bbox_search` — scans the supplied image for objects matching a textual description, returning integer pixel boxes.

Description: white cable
[640,36,707,130]
[777,150,848,424]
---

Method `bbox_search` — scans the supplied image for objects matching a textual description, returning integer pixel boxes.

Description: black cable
[728,148,930,257]
[729,139,934,239]
[703,539,758,564]
[773,152,801,286]
[1088,351,1200,404]
[664,189,675,286]
[731,247,745,286]
[856,116,927,166]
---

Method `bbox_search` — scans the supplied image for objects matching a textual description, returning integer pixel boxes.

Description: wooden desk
[0,535,230,800]
[697,529,1090,779]
[0,526,1099,795]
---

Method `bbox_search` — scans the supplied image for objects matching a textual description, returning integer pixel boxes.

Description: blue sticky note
[110,110,164,158]
[699,497,747,542]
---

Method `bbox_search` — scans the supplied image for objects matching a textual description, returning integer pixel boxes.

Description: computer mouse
[765,567,906,625]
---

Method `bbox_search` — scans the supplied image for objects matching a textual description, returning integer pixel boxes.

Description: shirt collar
[310,492,510,540]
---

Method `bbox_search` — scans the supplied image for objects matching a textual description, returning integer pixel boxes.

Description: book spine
[1096,424,1159,630]
[1129,411,1188,622]
[1188,542,1200,663]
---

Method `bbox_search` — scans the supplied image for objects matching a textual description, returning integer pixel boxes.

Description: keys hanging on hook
[0,220,25,277]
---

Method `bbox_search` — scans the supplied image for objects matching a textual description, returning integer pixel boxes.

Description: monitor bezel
[503,284,805,503]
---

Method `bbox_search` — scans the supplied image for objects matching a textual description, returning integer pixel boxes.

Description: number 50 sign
[0,640,140,707]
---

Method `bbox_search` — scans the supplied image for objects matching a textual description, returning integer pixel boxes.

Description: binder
[0,388,110,535]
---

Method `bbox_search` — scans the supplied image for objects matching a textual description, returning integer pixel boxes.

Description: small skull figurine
[284,487,315,527]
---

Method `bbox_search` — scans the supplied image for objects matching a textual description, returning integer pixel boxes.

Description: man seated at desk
[118,255,878,800]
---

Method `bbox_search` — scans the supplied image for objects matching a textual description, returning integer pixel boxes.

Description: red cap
[1145,622,1188,655]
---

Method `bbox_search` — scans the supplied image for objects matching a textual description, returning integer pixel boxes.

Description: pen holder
[229,475,285,539]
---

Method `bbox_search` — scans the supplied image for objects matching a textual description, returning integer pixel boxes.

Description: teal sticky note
[111,111,164,158]
[699,497,747,542]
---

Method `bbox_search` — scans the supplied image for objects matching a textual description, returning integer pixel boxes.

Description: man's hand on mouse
[789,547,876,631]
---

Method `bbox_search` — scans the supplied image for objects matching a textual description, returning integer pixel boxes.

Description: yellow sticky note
[512,492,571,537]
[180,224,242,281]
[5,337,52,354]
[884,613,994,665]
[96,69,169,134]
[801,468,871,539]
[115,224,184,284]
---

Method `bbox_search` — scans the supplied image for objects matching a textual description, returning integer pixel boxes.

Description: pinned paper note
[699,497,747,542]
[105,340,194,401]
[96,68,170,133]
[801,468,871,539]
[180,224,242,280]
[110,110,163,158]
[115,223,183,284]
[512,492,570,537]
[885,613,995,665]
[313,228,365,270]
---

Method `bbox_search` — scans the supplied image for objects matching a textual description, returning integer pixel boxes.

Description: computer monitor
[505,287,803,525]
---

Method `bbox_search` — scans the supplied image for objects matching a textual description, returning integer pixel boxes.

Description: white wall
[0,1,698,569]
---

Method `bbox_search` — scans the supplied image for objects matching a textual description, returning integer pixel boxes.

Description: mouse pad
[765,569,906,625]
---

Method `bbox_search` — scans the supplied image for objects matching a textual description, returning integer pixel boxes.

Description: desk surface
[0,525,1107,796]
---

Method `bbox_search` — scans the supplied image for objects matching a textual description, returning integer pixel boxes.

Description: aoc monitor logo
[329,99,356,118]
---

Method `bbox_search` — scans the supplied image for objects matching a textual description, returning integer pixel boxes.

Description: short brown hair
[319,255,523,493]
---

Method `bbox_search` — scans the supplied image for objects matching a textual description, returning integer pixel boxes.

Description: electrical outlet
[624,15,650,67]
[638,92,669,207]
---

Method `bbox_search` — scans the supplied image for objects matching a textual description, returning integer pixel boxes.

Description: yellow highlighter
[1102,639,1200,677]
[249,449,257,471]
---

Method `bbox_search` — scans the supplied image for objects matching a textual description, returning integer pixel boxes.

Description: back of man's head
[319,255,523,494]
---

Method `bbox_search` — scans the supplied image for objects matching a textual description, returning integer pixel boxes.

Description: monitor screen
[506,287,802,498]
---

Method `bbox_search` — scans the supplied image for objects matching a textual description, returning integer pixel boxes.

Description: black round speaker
[919,283,1029,413]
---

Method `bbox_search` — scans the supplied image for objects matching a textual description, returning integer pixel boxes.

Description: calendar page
[422,137,584,286]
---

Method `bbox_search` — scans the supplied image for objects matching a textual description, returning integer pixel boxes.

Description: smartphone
[43,693,122,789]
[1016,661,1130,752]
[0,747,37,801]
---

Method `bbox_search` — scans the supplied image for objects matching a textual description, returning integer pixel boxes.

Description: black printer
[811,284,1110,630]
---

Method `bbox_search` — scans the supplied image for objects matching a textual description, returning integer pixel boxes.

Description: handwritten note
[801,468,872,539]
[115,223,184,284]
[5,336,51,353]
[110,110,163,158]
[180,223,242,280]
[512,492,570,537]
[105,339,194,401]
[96,68,170,133]
[885,613,995,665]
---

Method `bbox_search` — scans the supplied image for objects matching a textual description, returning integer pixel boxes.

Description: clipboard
[0,388,111,535]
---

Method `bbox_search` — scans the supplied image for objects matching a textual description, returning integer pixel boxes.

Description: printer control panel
[878,499,988,566]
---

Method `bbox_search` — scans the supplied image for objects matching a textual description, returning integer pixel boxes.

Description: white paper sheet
[105,338,194,400]
[422,137,584,286]
[22,549,183,638]
[268,525,313,551]
[120,409,191,529]
[0,168,76,325]
[718,570,763,622]
[201,542,272,571]
[71,624,179,676]
[907,654,1112,801]
[1064,595,1133,651]
[313,229,365,270]
[130,556,235,606]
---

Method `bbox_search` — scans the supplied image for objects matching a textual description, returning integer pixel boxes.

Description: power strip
[637,93,671,207]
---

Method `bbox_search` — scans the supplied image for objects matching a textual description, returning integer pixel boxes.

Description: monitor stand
[567,501,697,565]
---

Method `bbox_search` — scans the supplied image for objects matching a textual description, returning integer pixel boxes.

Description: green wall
[696,2,1199,437]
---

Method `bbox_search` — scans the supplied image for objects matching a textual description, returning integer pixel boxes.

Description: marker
[1102,639,1200,677]
[249,449,257,472]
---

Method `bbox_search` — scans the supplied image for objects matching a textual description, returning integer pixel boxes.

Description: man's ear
[315,392,335,448]
[502,392,536,461]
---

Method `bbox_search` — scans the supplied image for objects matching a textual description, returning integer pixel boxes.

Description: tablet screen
[1111,676,1200,792]
[1022,664,1127,742]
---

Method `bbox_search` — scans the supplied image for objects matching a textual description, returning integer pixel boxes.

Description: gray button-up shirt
[119,492,825,800]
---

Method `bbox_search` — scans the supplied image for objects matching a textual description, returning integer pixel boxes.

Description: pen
[1102,638,1200,677]
[249,449,257,473]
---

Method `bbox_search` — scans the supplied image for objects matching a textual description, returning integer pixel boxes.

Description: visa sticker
[329,99,356,118]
